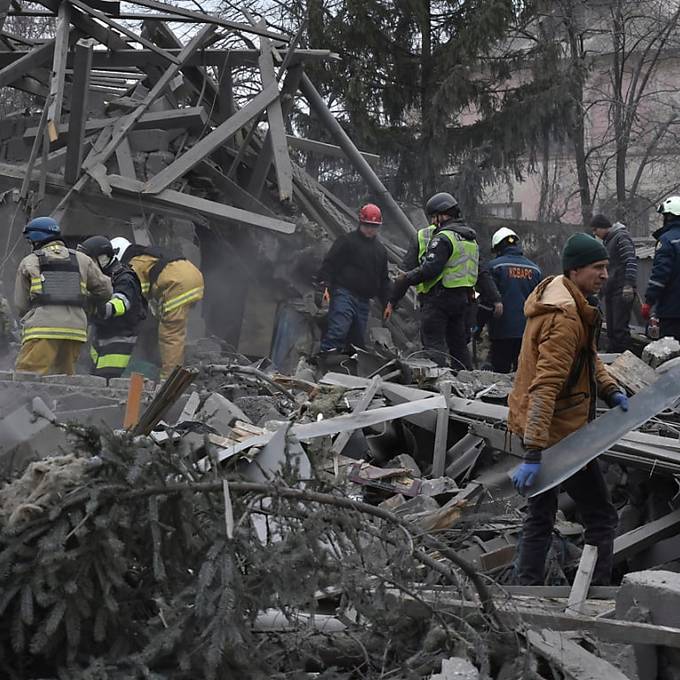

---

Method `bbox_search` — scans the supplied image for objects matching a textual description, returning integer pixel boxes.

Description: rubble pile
[1,338,680,678]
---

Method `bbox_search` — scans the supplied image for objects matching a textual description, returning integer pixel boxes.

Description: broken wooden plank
[527,629,630,680]
[123,372,145,429]
[566,544,598,616]
[432,382,451,478]
[143,83,280,194]
[46,0,70,140]
[613,507,680,564]
[64,38,93,184]
[330,376,381,457]
[0,37,57,89]
[501,585,618,599]
[114,138,135,179]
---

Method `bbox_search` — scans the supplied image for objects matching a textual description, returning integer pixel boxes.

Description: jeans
[490,338,522,373]
[320,287,370,352]
[516,460,618,585]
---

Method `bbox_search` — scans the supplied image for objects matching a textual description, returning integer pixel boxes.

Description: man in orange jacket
[111,237,203,378]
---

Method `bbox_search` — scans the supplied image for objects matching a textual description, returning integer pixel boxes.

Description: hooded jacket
[508,275,618,454]
[602,222,637,296]
[15,240,112,344]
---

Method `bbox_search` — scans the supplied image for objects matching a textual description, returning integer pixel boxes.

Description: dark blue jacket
[645,219,680,319]
[488,245,542,339]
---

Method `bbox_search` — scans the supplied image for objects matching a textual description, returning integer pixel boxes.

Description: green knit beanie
[562,232,609,271]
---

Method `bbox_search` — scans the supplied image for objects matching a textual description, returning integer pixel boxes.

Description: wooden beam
[109,174,296,234]
[527,629,631,680]
[64,38,93,184]
[69,0,181,65]
[566,545,598,616]
[613,507,680,563]
[26,107,209,141]
[248,65,302,198]
[287,135,380,164]
[114,138,135,178]
[47,0,71,142]
[128,0,289,41]
[0,48,338,70]
[142,83,280,195]
[254,20,292,201]
[81,25,216,188]
[0,37,56,89]
[330,376,381,457]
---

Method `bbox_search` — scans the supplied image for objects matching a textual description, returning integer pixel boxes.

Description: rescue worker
[14,217,112,375]
[509,233,628,585]
[77,236,145,379]
[317,203,391,352]
[590,214,638,352]
[111,237,203,378]
[391,192,501,369]
[487,227,542,373]
[642,196,680,341]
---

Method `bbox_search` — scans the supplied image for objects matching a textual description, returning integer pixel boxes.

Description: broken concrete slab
[642,337,680,369]
[199,392,251,435]
[430,656,479,680]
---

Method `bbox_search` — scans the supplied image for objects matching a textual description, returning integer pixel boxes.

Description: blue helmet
[23,216,61,243]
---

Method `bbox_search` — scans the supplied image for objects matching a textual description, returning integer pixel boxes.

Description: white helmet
[111,236,132,261]
[658,196,680,217]
[491,227,518,250]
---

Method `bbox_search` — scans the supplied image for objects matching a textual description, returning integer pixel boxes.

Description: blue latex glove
[610,392,629,411]
[512,462,541,495]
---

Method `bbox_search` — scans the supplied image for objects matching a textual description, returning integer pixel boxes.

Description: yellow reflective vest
[415,226,480,294]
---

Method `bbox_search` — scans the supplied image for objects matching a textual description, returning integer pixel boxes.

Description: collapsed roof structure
[0,0,420,363]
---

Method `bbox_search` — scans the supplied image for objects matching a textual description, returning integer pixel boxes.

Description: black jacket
[393,220,500,304]
[318,229,390,305]
[602,223,638,296]
[94,262,146,338]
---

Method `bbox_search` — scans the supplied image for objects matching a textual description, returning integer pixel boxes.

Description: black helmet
[425,192,459,217]
[77,235,115,273]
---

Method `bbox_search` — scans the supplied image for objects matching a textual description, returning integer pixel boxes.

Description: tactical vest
[31,250,85,307]
[416,226,479,294]
[124,244,186,297]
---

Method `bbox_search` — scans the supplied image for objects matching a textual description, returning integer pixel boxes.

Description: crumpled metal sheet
[528,362,680,497]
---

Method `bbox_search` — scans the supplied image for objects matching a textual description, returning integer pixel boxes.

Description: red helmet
[359,203,382,225]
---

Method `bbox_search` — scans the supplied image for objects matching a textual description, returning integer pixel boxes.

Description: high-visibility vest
[416,226,480,294]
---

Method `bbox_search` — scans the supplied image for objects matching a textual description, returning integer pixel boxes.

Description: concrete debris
[642,337,680,368]
[430,657,480,680]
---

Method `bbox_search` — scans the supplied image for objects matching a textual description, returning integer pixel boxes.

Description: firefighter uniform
[15,240,112,375]
[90,262,146,378]
[122,246,203,378]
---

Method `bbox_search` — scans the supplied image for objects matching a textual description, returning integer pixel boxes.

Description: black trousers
[516,460,618,585]
[660,318,680,342]
[604,292,632,353]
[490,338,522,373]
[420,288,472,369]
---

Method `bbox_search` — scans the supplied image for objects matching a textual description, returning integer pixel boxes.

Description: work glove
[493,302,504,318]
[622,285,635,303]
[641,303,652,321]
[609,391,629,411]
[383,302,393,321]
[512,462,541,495]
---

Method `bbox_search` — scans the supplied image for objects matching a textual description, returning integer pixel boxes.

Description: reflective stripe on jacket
[416,226,479,294]
[128,256,204,317]
[15,241,112,344]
